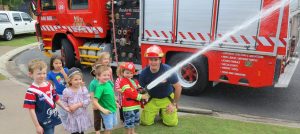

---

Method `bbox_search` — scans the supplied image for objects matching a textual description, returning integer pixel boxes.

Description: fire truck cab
[30,0,299,95]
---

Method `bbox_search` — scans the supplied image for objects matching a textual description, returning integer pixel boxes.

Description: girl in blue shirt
[47,55,68,127]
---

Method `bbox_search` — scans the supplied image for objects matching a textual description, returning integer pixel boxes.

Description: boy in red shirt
[23,59,69,134]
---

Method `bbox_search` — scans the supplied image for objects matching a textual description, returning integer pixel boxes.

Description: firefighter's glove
[138,88,148,94]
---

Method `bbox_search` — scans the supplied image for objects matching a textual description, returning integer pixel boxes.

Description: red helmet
[121,62,136,74]
[144,45,164,58]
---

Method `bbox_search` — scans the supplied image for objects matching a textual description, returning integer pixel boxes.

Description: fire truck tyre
[167,53,208,95]
[3,29,13,41]
[61,39,76,68]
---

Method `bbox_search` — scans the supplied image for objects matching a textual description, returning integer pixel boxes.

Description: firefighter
[139,45,182,126]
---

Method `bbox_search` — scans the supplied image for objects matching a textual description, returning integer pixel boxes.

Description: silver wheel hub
[176,63,198,88]
[6,32,12,40]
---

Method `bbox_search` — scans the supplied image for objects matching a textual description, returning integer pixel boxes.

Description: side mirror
[30,1,40,16]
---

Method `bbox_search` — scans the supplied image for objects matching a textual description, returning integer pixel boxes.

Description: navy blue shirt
[23,82,61,129]
[139,64,178,98]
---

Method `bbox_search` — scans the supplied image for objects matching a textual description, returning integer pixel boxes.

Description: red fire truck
[30,0,299,95]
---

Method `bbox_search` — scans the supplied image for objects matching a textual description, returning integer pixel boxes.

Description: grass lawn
[0,73,6,80]
[90,115,300,134]
[0,34,37,47]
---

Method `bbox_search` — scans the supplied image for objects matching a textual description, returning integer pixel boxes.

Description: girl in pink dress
[62,67,92,134]
[115,62,126,122]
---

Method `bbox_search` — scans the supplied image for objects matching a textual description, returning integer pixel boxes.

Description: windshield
[0,13,10,22]
[41,0,56,11]
[69,0,88,10]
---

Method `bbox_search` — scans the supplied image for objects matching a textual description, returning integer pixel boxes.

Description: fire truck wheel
[61,39,76,68]
[167,53,208,95]
[3,29,13,41]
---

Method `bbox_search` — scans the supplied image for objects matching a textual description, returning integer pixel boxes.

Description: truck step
[78,46,102,51]
[42,38,52,42]
[80,62,93,66]
[44,47,51,50]
[275,58,299,88]
[44,51,53,57]
[79,54,99,59]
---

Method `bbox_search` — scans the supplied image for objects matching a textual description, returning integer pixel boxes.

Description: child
[47,55,68,127]
[90,52,113,134]
[114,62,126,122]
[93,65,118,134]
[119,62,149,134]
[62,67,92,134]
[89,63,105,134]
[23,59,69,134]
[95,52,113,81]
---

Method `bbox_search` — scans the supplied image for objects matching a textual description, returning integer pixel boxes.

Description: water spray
[146,0,290,90]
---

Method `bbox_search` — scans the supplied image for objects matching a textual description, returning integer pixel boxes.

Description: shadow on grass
[89,115,300,134]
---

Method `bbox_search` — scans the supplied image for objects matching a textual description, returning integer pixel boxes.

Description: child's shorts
[123,109,140,128]
[100,112,118,130]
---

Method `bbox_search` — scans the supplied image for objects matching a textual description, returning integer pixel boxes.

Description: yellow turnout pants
[141,93,178,126]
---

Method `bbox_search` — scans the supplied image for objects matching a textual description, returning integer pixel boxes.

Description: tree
[0,0,25,10]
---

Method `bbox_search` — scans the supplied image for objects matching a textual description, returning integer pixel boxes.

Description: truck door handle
[25,23,27,25]
[15,24,18,25]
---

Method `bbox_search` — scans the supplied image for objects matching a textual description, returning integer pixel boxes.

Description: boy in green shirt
[93,65,117,134]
